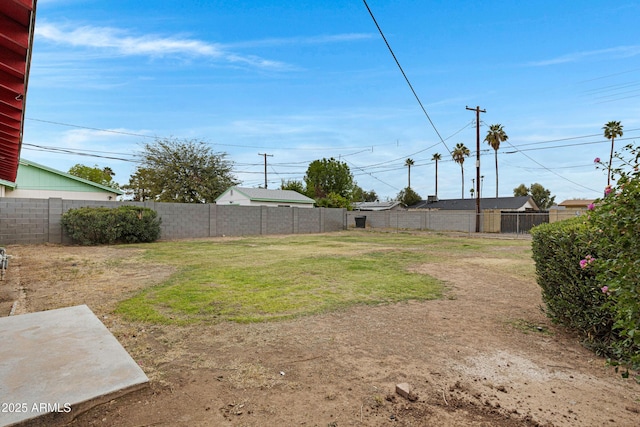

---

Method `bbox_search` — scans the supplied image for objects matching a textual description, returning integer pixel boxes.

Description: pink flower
[601,286,608,293]
[580,255,596,269]
[587,203,595,211]
[594,157,601,163]
[604,185,612,195]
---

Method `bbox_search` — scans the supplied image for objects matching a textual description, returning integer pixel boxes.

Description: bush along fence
[0,198,346,244]
[531,143,640,376]
[61,206,161,245]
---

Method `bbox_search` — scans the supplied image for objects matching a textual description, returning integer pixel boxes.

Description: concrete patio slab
[0,305,148,426]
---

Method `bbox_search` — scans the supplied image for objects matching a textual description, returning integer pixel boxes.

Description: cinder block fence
[0,198,565,245]
[0,198,347,245]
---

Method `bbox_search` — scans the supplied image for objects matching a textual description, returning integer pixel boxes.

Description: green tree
[68,164,119,189]
[280,179,305,194]
[315,192,351,209]
[512,182,555,209]
[603,121,623,186]
[513,183,529,197]
[137,137,237,203]
[405,158,415,188]
[122,167,154,201]
[452,143,470,198]
[431,153,441,198]
[304,158,354,200]
[352,185,378,202]
[530,183,555,209]
[484,124,508,198]
[397,186,421,207]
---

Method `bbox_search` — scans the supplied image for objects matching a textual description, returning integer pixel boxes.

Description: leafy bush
[589,144,640,368]
[61,206,161,245]
[315,192,352,210]
[531,219,616,355]
[531,143,640,371]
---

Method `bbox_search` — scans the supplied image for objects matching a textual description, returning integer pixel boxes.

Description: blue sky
[22,0,640,202]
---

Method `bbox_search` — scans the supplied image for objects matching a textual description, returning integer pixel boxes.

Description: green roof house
[215,186,315,208]
[0,159,124,201]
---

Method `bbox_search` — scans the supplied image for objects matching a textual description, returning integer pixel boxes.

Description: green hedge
[531,143,639,373]
[531,219,616,356]
[61,206,161,245]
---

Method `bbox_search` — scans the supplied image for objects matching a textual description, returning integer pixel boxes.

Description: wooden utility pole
[258,153,273,188]
[465,106,486,233]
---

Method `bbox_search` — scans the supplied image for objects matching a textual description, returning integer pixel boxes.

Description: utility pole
[258,153,273,189]
[466,106,486,233]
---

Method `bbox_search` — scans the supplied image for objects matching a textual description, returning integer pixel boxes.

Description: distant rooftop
[217,186,315,204]
[353,200,402,211]
[557,199,595,208]
[410,196,540,211]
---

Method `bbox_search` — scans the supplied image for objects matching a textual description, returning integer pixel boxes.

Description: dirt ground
[2,233,640,426]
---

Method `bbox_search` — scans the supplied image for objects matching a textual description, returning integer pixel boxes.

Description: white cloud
[223,33,373,49]
[35,22,291,70]
[528,46,640,66]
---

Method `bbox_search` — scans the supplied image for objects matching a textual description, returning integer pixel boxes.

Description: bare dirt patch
[2,235,640,426]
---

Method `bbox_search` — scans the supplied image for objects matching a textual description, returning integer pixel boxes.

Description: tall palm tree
[603,121,623,186]
[431,153,441,198]
[452,143,470,198]
[405,158,414,188]
[484,124,508,198]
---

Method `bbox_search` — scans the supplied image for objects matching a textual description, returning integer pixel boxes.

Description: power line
[502,139,599,193]
[362,0,450,154]
[22,143,139,162]
[26,118,156,139]
[26,117,402,152]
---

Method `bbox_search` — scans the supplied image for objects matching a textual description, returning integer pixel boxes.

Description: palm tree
[431,153,441,197]
[405,158,414,188]
[603,121,623,186]
[484,124,508,198]
[452,143,470,198]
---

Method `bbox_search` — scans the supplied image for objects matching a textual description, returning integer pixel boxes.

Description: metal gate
[500,212,549,233]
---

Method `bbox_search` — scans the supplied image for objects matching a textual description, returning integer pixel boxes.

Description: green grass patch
[115,231,531,324]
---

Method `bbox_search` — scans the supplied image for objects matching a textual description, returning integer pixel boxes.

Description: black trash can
[354,216,367,228]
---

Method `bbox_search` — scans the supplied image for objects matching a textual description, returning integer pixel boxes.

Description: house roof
[353,201,402,211]
[558,199,595,208]
[216,186,315,204]
[0,0,37,183]
[410,196,539,211]
[15,159,124,194]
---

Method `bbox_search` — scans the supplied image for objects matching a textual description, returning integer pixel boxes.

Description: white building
[215,186,315,208]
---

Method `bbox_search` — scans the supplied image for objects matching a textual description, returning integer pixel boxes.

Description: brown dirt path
[2,235,639,426]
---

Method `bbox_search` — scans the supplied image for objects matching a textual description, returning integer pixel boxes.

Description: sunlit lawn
[115,231,533,324]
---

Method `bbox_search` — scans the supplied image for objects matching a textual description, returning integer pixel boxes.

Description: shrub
[315,192,352,210]
[531,219,616,355]
[589,144,640,368]
[531,143,640,371]
[114,206,162,243]
[61,206,161,245]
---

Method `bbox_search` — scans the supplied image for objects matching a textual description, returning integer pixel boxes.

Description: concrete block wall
[297,208,322,234]
[346,210,477,233]
[0,198,49,244]
[154,202,210,239]
[216,205,262,236]
[0,198,346,244]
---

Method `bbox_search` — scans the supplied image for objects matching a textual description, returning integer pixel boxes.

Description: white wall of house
[4,188,117,201]
[215,189,314,208]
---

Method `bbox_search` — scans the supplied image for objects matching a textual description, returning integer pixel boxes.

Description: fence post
[47,198,63,244]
